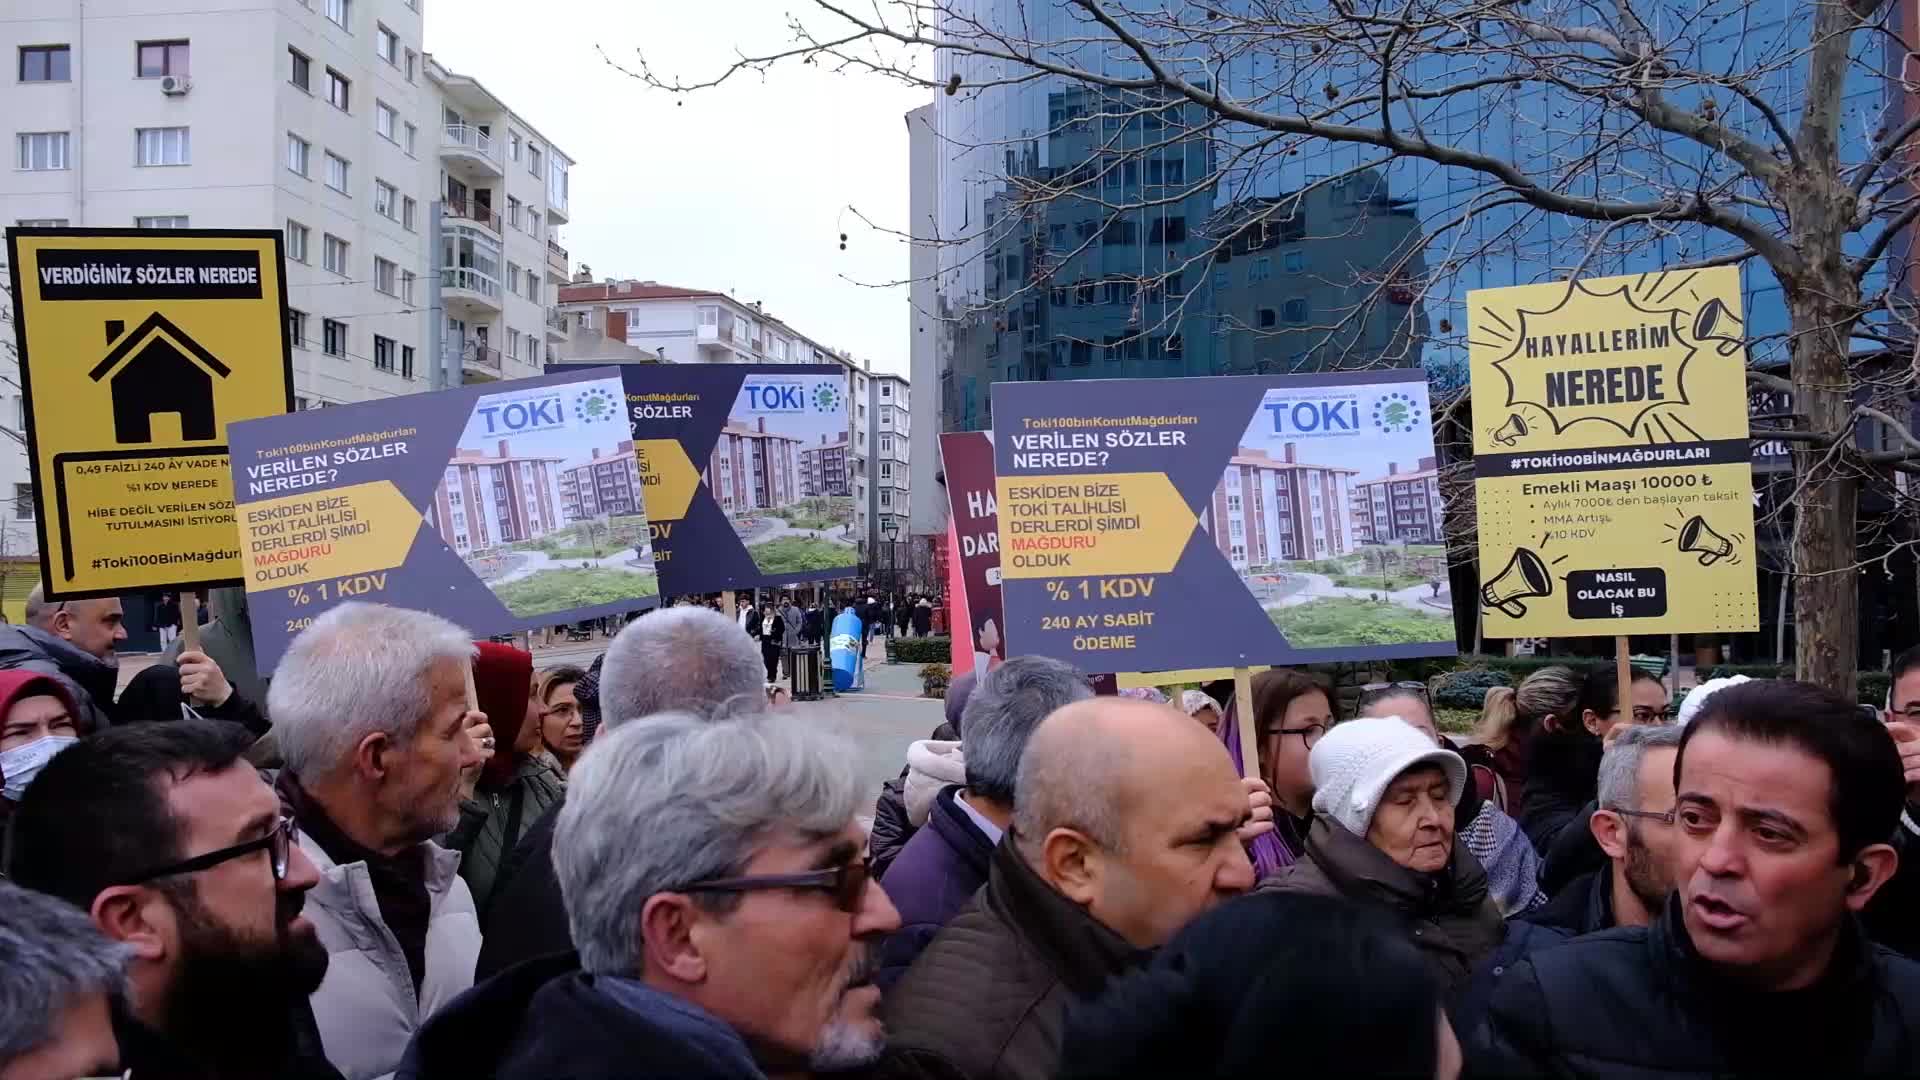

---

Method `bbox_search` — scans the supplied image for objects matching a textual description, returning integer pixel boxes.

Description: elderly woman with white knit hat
[1258,716,1506,995]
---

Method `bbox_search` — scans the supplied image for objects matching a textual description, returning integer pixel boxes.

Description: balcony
[695,321,737,358]
[441,266,503,314]
[443,197,502,237]
[441,124,504,180]
[545,308,568,341]
[448,339,503,382]
[546,239,569,282]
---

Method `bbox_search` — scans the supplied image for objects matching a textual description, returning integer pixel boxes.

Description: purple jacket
[874,785,996,990]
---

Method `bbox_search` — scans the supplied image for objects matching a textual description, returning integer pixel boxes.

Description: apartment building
[558,440,642,519]
[1350,457,1444,544]
[0,0,575,558]
[1207,445,1356,570]
[428,439,567,555]
[555,278,845,367]
[709,418,801,514]
[851,369,910,549]
[799,434,852,498]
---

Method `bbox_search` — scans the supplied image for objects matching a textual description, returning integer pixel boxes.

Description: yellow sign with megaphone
[1468,267,1759,637]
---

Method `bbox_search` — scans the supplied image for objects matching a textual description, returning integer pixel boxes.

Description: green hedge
[1702,664,1886,706]
[886,636,953,665]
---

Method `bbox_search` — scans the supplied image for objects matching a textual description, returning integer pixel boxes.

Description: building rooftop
[1228,446,1359,475]
[1354,465,1440,486]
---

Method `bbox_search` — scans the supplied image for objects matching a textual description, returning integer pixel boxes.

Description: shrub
[1433,668,1511,709]
[919,663,951,699]
[887,636,952,664]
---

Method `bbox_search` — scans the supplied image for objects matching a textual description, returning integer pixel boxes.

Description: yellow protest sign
[1469,267,1759,637]
[5,229,294,597]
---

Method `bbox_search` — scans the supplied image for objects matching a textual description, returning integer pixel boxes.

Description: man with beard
[1475,681,1920,1077]
[9,719,342,1079]
[0,586,127,733]
[397,708,900,1080]
[268,603,489,1080]
[1457,722,1683,1030]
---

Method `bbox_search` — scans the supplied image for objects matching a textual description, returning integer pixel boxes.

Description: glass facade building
[929,0,1896,434]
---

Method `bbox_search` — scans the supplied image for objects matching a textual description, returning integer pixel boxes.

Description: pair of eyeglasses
[1620,707,1673,724]
[1361,681,1429,696]
[1274,723,1327,747]
[120,816,299,885]
[1612,807,1676,826]
[681,860,871,913]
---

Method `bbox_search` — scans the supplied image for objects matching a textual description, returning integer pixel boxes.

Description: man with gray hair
[1458,721,1686,1031]
[882,697,1257,1080]
[475,607,768,978]
[269,602,489,1080]
[0,880,127,1080]
[874,657,1091,987]
[397,709,900,1080]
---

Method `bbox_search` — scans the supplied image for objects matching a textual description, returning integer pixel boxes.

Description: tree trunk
[1786,287,1860,699]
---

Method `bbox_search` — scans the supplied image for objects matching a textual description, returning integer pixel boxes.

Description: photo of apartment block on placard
[707,371,857,577]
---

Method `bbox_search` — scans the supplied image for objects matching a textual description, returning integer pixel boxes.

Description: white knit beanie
[1675,675,1751,727]
[1309,716,1468,837]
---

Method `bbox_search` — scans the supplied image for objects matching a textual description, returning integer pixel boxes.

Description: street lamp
[882,520,901,595]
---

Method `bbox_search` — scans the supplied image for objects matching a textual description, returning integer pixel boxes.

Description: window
[326,68,350,111]
[880,435,892,452]
[509,133,521,162]
[136,127,190,167]
[19,45,71,82]
[506,329,521,357]
[401,196,417,231]
[881,462,892,478]
[376,101,398,142]
[400,270,416,304]
[134,215,188,229]
[525,269,538,297]
[322,319,346,357]
[1283,297,1308,324]
[374,257,397,295]
[374,179,397,218]
[402,122,417,155]
[879,489,893,508]
[325,0,350,29]
[404,49,417,83]
[16,132,69,171]
[526,211,539,239]
[401,345,415,379]
[288,309,308,347]
[524,336,537,364]
[14,484,33,522]
[1283,250,1307,273]
[322,234,348,275]
[288,47,311,91]
[137,40,189,78]
[880,382,892,398]
[15,218,67,226]
[285,220,310,262]
[528,144,542,177]
[376,25,399,65]
[324,152,349,193]
[506,196,522,228]
[1257,307,1277,329]
[374,335,395,371]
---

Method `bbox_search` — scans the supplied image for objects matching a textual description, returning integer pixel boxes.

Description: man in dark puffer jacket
[1475,681,1920,1078]
[870,669,974,880]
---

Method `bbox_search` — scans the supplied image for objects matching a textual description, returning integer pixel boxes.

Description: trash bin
[791,648,824,701]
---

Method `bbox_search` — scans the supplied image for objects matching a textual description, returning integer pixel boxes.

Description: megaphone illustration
[1481,547,1553,619]
[1492,413,1528,447]
[1692,299,1745,357]
[1677,515,1734,566]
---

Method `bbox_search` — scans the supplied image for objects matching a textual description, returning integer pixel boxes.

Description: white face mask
[1,733,78,802]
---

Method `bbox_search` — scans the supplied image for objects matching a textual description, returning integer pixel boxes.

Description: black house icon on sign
[87,313,232,445]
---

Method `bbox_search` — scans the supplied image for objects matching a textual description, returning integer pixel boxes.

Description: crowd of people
[6,587,1920,1079]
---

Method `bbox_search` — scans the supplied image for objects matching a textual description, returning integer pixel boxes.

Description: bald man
[880,698,1257,1080]
[0,585,126,733]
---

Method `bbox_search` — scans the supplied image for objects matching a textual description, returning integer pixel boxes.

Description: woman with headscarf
[0,670,82,866]
[1259,716,1505,997]
[444,642,566,909]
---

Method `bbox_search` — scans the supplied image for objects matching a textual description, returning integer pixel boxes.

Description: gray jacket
[300,832,482,1080]
[782,605,806,650]
[0,624,116,733]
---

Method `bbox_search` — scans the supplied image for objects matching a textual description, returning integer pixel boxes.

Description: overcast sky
[427,0,929,376]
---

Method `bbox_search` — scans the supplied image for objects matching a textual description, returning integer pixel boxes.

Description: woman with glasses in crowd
[1221,669,1337,875]
[534,666,586,777]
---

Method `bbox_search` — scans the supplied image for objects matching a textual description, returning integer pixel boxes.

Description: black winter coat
[474,800,572,980]
[868,721,961,882]
[1473,898,1920,1079]
[1454,868,1613,1036]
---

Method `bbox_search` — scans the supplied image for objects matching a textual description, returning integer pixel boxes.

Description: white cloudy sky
[427,0,930,377]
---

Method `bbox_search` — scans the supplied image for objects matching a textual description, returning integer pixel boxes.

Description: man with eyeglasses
[9,719,343,1080]
[397,708,900,1080]
[1457,723,1683,1032]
